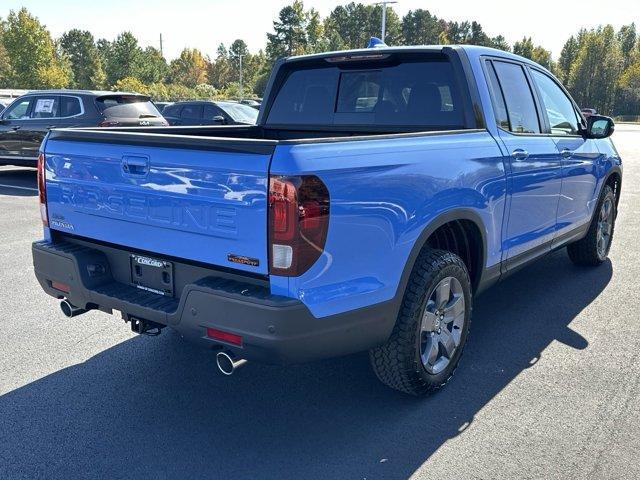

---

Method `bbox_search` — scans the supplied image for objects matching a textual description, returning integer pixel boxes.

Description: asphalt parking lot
[1,125,639,480]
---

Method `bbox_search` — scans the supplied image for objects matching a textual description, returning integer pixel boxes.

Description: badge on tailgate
[130,254,174,296]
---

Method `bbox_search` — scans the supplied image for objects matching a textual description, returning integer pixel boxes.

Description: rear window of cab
[266,56,466,129]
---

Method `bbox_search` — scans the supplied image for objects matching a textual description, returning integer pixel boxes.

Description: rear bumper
[32,239,396,364]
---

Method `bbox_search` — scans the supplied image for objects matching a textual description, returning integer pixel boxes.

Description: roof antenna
[367,37,387,49]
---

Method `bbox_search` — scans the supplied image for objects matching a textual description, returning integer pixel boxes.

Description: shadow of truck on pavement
[0,168,37,197]
[0,250,611,479]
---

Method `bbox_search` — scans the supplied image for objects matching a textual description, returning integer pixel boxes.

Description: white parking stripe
[0,183,38,192]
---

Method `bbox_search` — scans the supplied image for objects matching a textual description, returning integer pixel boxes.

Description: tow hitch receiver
[128,316,165,336]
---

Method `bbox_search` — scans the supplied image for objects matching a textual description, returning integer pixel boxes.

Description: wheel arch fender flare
[393,208,489,308]
[586,166,623,229]
[603,165,622,205]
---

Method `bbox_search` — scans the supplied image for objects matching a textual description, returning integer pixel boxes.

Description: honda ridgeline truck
[32,44,621,396]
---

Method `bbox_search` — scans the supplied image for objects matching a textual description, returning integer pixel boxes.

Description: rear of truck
[32,128,361,364]
[32,46,503,368]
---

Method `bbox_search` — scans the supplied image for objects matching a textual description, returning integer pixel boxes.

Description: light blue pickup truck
[32,44,621,396]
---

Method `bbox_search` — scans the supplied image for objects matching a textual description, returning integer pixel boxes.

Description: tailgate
[43,130,275,275]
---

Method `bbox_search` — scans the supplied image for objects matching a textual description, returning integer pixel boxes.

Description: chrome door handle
[560,148,573,158]
[10,126,21,131]
[511,149,529,160]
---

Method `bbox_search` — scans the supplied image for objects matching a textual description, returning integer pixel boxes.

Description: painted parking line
[0,183,38,192]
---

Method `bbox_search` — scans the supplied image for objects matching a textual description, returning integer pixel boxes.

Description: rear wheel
[369,249,472,396]
[567,185,616,266]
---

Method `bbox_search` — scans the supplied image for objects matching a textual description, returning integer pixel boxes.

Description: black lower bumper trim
[32,240,397,364]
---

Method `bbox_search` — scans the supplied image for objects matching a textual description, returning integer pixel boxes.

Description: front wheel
[369,249,472,396]
[567,185,617,266]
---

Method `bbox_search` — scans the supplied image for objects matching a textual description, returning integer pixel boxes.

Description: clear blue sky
[1,0,638,59]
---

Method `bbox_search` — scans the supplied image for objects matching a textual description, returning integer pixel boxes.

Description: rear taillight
[268,175,330,276]
[37,152,48,226]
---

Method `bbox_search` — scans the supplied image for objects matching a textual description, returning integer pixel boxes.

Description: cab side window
[492,61,541,134]
[3,98,32,120]
[530,69,579,135]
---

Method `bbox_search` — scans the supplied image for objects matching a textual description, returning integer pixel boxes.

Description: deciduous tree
[3,8,72,88]
[169,48,209,88]
[568,26,623,114]
[0,19,13,87]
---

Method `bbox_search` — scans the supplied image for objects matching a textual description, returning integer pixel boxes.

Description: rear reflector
[206,328,243,346]
[51,281,70,293]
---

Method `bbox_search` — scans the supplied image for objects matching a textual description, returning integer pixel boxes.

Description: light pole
[374,1,398,42]
[230,51,246,100]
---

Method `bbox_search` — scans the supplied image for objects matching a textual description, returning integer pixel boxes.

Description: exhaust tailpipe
[60,299,87,318]
[216,351,247,376]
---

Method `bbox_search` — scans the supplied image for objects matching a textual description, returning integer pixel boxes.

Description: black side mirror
[213,115,226,125]
[586,115,615,139]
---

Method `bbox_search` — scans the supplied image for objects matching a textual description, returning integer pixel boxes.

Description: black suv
[162,100,258,126]
[0,90,168,167]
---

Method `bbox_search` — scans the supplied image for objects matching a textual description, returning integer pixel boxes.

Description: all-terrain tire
[369,248,472,396]
[567,184,617,266]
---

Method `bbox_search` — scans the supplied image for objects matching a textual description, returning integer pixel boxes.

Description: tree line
[0,3,639,115]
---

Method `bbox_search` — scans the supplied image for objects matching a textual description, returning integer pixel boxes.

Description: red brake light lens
[268,175,330,276]
[37,152,48,226]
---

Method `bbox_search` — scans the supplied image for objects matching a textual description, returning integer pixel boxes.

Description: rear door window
[30,96,60,119]
[96,95,161,119]
[492,61,540,134]
[266,58,466,129]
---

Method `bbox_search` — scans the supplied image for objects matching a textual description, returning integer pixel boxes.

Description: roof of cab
[284,44,545,70]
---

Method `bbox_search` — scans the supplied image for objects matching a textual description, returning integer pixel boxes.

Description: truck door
[20,95,61,160]
[527,68,601,242]
[0,96,34,160]
[486,59,563,269]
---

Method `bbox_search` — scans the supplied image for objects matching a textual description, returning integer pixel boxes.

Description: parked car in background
[153,101,173,113]
[0,90,167,167]
[581,107,597,118]
[162,100,258,126]
[240,99,261,110]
